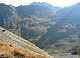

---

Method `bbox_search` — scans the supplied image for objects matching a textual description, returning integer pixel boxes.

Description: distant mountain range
[16,2,61,17]
[0,2,80,54]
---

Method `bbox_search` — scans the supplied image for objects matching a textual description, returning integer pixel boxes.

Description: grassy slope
[0,26,51,58]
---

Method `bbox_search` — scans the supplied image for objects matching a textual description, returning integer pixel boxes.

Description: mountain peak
[30,2,55,8]
[70,3,80,7]
[0,3,7,7]
[77,2,80,5]
[31,2,50,5]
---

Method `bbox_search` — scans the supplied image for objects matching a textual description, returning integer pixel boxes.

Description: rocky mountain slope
[0,3,20,29]
[0,26,51,58]
[0,2,60,40]
[38,3,80,54]
[0,2,80,55]
[0,2,60,53]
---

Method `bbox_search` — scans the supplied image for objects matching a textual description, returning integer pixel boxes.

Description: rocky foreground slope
[0,27,52,58]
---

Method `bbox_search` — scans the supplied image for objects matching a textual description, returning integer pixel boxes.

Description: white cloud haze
[0,0,80,7]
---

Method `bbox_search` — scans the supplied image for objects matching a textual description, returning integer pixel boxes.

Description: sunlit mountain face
[0,2,80,55]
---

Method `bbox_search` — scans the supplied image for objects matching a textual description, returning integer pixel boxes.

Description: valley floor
[53,54,80,58]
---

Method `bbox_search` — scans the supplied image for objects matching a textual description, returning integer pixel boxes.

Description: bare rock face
[0,27,51,58]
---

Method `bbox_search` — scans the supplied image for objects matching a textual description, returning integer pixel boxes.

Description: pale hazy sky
[0,0,80,7]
